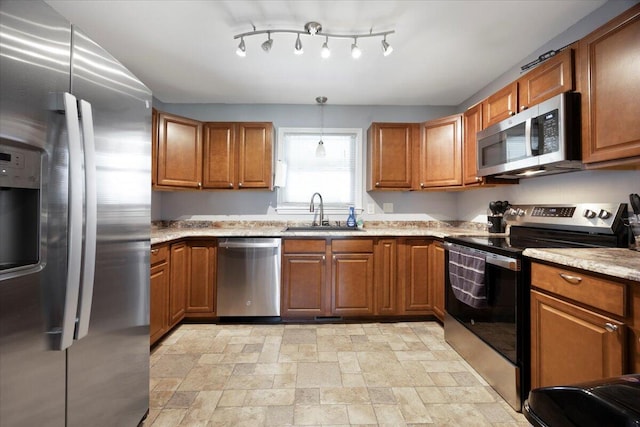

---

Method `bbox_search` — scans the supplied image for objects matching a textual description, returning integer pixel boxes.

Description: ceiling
[45,0,607,106]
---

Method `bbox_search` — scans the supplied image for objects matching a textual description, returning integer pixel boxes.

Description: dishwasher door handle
[218,240,280,249]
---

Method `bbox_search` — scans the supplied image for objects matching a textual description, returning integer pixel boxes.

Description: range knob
[583,209,597,219]
[598,209,611,219]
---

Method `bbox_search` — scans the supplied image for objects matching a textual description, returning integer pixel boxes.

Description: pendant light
[316,96,327,158]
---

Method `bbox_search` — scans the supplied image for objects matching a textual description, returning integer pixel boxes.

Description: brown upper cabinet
[462,103,483,185]
[483,48,575,129]
[483,82,518,128]
[417,114,463,189]
[156,111,203,188]
[367,123,419,190]
[518,48,575,112]
[153,110,274,190]
[578,4,640,166]
[203,122,274,189]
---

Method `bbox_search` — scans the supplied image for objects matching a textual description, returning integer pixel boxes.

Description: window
[276,127,362,214]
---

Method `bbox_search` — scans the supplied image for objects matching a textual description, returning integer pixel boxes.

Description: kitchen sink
[284,225,364,232]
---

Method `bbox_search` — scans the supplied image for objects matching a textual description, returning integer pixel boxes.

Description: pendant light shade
[316,96,327,158]
[381,35,393,56]
[351,38,362,59]
[321,37,331,59]
[261,32,273,52]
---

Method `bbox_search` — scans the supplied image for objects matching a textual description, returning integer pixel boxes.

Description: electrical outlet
[367,203,375,214]
[383,203,394,213]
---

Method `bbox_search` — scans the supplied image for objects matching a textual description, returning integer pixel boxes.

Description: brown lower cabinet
[185,239,216,318]
[168,242,188,328]
[282,237,443,320]
[150,244,169,345]
[530,262,633,389]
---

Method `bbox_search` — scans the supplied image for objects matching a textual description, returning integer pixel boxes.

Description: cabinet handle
[322,255,325,261]
[198,182,202,188]
[332,255,336,260]
[604,323,618,333]
[375,182,380,187]
[151,248,159,255]
[420,183,425,188]
[229,182,233,187]
[509,111,516,116]
[559,273,582,285]
[239,182,243,187]
[520,105,527,111]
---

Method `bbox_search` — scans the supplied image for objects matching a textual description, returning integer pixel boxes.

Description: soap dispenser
[347,206,356,228]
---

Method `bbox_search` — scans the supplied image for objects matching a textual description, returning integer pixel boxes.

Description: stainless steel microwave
[476,92,582,179]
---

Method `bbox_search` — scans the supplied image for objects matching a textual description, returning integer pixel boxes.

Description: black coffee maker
[487,201,509,233]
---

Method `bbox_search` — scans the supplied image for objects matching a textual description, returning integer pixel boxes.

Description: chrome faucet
[309,192,327,226]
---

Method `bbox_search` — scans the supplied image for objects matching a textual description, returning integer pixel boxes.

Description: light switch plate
[367,203,375,214]
[383,203,393,213]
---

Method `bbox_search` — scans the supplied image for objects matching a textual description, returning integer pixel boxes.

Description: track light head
[321,37,330,59]
[236,37,246,57]
[294,34,303,55]
[351,38,362,59]
[261,33,273,52]
[381,36,393,56]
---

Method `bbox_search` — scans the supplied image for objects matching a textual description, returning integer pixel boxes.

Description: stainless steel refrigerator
[0,1,152,425]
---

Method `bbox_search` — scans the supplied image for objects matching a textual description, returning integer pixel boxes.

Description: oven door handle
[444,242,520,272]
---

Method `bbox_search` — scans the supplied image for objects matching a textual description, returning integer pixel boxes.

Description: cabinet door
[237,122,273,189]
[282,254,328,318]
[367,123,416,190]
[429,241,445,322]
[332,253,374,316]
[150,262,169,345]
[462,104,483,186]
[169,242,187,327]
[375,239,397,315]
[157,112,203,188]
[518,48,574,112]
[203,123,236,189]
[399,239,432,313]
[186,240,216,316]
[531,290,625,389]
[419,114,462,188]
[483,82,518,128]
[151,108,158,187]
[579,5,640,164]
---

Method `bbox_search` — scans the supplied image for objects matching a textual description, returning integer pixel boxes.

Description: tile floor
[146,321,530,426]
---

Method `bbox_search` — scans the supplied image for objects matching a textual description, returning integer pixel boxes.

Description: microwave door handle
[58,93,83,351]
[524,117,534,157]
[75,99,97,341]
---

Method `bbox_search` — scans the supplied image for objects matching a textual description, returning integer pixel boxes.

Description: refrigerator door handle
[75,99,97,340]
[59,92,84,351]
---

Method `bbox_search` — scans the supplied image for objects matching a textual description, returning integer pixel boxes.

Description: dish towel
[448,247,488,308]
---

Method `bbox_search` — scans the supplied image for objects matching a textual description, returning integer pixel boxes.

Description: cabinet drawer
[283,239,326,253]
[531,263,626,317]
[151,244,169,266]
[331,239,374,253]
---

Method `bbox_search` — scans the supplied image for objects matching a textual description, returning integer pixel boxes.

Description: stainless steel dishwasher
[216,238,281,317]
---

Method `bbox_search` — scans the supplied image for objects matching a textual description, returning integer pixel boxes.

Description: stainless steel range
[443,203,629,412]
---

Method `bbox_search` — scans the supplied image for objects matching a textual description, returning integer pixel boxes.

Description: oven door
[444,242,522,364]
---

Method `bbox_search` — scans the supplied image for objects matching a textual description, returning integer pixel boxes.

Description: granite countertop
[150,220,494,245]
[524,248,640,283]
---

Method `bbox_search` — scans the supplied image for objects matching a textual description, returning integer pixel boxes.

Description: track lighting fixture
[261,32,273,52]
[321,36,330,59]
[381,35,393,56]
[236,36,246,57]
[233,21,394,59]
[351,38,362,59]
[294,34,303,55]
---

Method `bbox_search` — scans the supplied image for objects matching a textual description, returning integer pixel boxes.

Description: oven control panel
[530,206,576,217]
[506,203,627,234]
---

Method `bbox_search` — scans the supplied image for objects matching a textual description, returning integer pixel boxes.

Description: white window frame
[275,127,363,215]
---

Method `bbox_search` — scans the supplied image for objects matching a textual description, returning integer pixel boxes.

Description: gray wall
[153,0,640,222]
